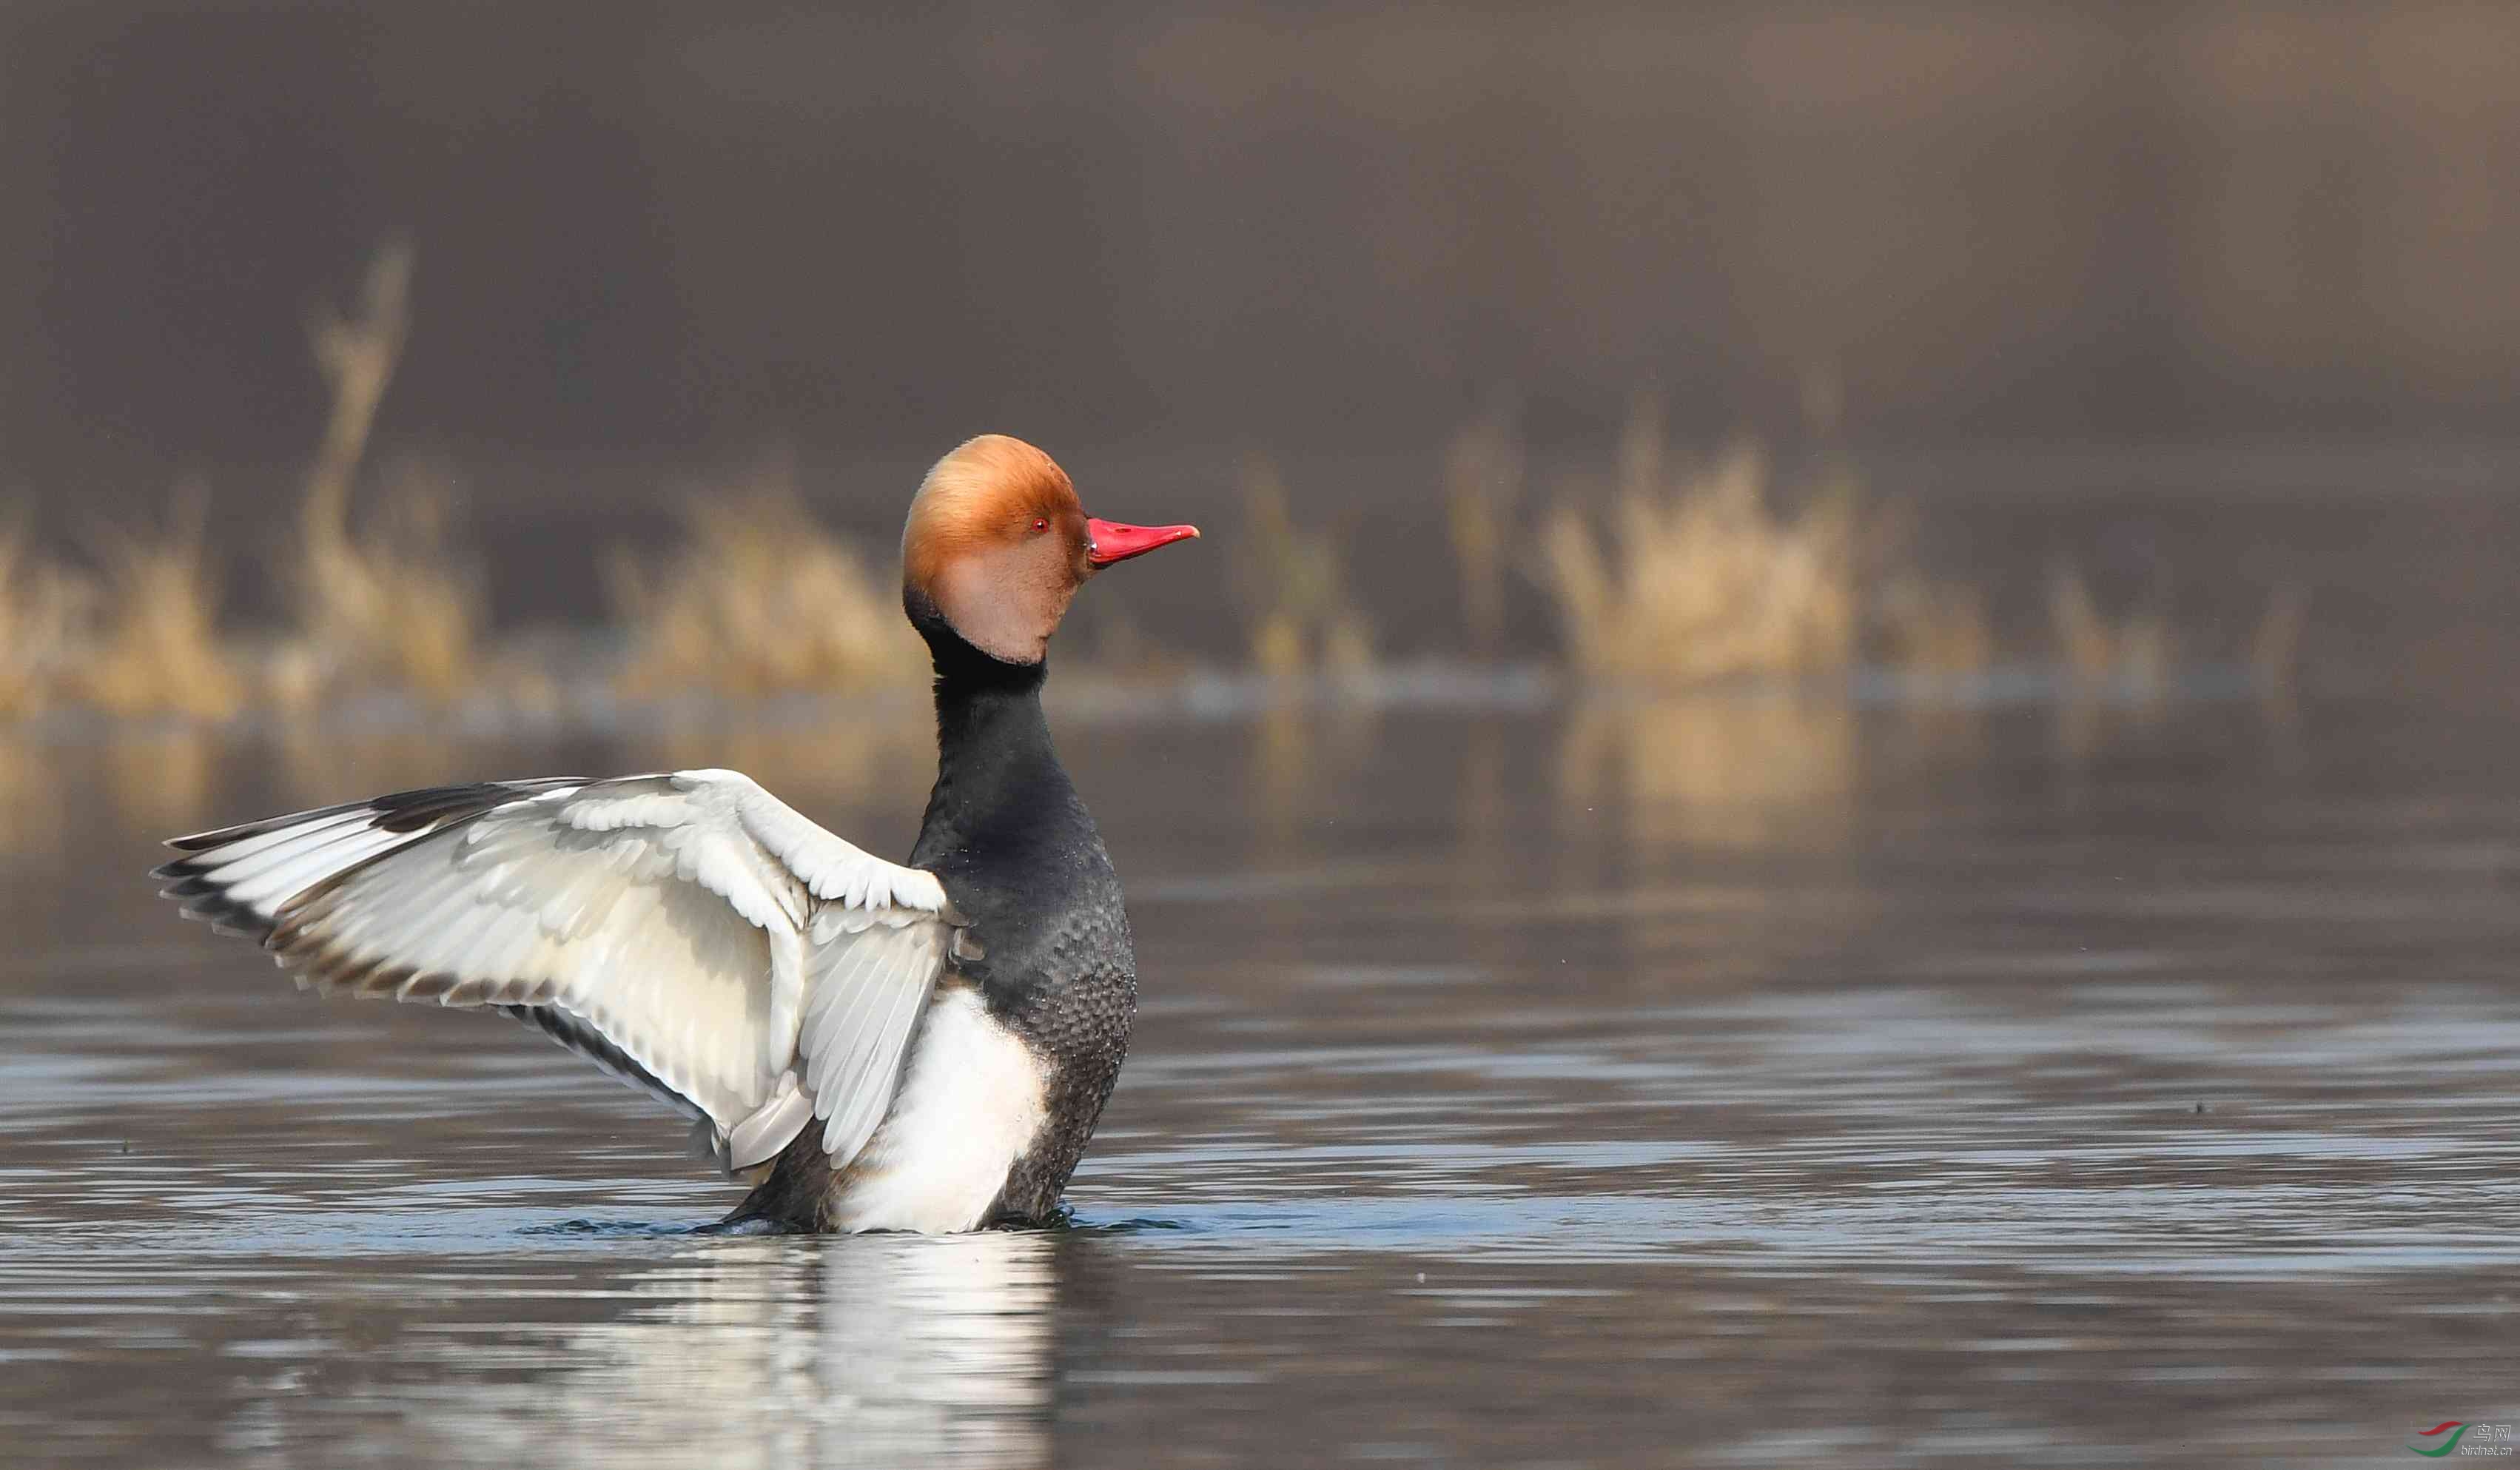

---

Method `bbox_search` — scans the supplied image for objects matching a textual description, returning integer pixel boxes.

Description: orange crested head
[901,435,1198,665]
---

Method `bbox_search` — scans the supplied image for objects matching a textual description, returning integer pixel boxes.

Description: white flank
[833,987,1049,1234]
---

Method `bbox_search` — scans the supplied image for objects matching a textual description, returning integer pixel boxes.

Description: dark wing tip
[163,829,240,853]
[152,778,594,939]
[158,777,588,856]
[155,844,298,943]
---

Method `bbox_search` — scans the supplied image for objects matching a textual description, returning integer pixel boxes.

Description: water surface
[1,688,2515,1466]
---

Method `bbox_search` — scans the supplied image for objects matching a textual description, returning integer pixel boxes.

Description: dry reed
[0,518,84,718]
[281,243,483,706]
[1235,458,1373,679]
[1541,400,1860,683]
[1443,416,1521,657]
[607,471,926,698]
[2047,562,2174,694]
[76,486,244,719]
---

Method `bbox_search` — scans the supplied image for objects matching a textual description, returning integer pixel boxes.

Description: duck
[153,434,1199,1233]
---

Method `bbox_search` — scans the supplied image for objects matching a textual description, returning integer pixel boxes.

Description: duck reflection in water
[381,1229,1061,1469]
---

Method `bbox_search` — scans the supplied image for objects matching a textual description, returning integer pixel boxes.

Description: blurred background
[6,6,2520,1467]
[2,0,2516,708]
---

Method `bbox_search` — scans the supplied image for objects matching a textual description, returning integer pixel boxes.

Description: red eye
[1032,517,1049,533]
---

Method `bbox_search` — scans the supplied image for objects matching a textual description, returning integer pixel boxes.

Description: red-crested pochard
[155,434,1198,1232]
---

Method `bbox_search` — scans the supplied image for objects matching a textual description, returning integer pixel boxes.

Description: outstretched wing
[155,770,958,1171]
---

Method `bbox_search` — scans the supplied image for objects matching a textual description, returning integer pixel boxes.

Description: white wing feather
[158,771,956,1172]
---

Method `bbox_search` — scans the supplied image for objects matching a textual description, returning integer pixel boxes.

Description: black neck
[907,596,1075,873]
[904,598,1136,1231]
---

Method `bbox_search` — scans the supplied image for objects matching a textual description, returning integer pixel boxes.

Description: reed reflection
[0,736,64,853]
[101,725,215,837]
[273,719,465,809]
[1556,691,1856,850]
[1248,698,1377,857]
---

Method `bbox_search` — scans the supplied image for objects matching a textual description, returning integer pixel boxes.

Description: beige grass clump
[76,487,244,719]
[283,243,484,706]
[2047,562,2173,695]
[608,475,926,698]
[1235,458,1372,679]
[1542,401,1858,683]
[0,520,85,718]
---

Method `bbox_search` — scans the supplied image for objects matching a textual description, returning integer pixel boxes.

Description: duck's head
[901,434,1200,665]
